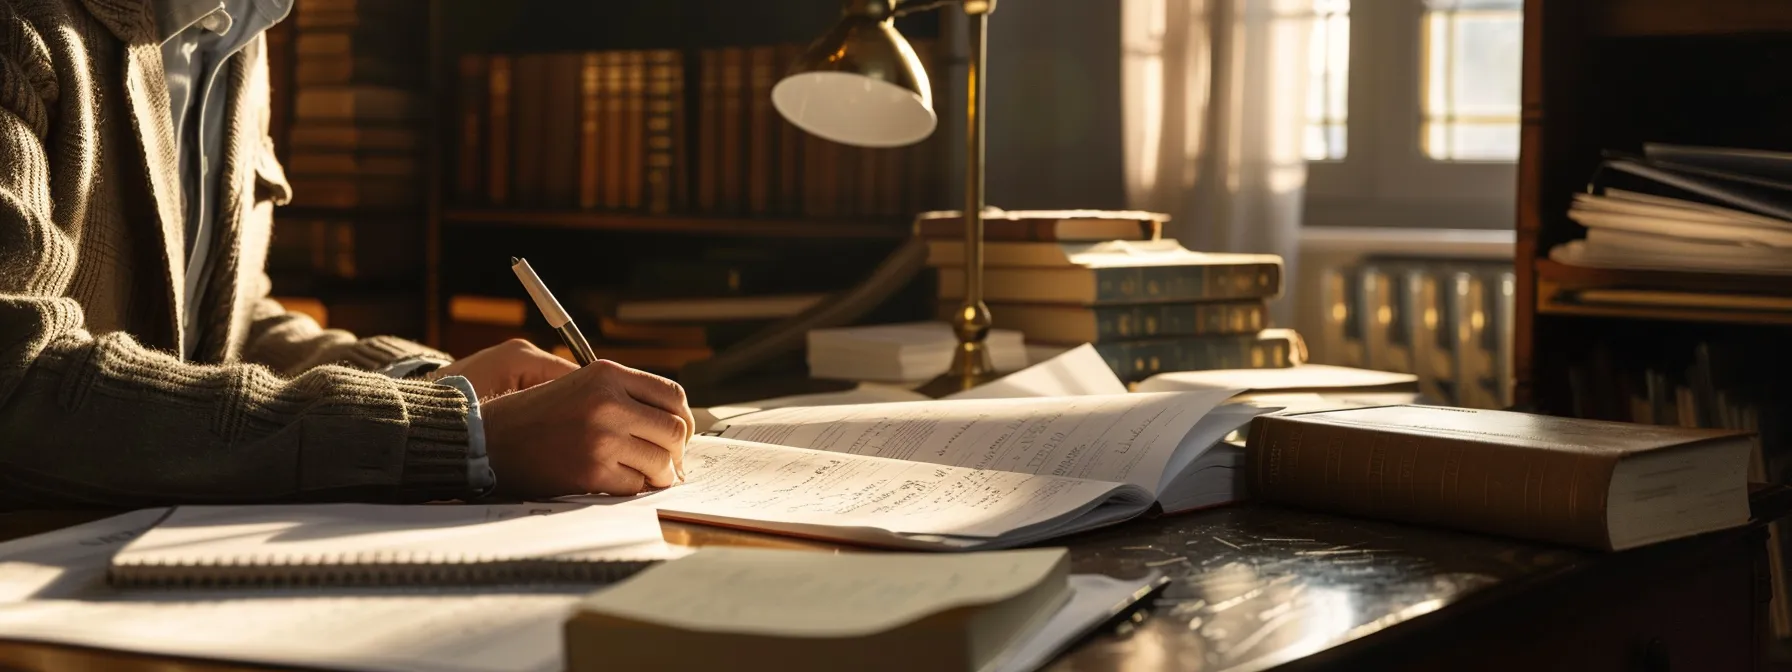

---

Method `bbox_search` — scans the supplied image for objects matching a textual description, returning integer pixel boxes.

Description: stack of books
[284,0,428,210]
[1552,143,1792,275]
[451,42,945,217]
[923,210,1303,382]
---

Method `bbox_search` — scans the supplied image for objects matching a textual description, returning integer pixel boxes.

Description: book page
[615,438,1148,540]
[944,344,1128,400]
[578,547,1065,637]
[713,390,1238,492]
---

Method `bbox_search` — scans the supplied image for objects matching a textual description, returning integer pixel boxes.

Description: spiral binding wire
[108,555,661,589]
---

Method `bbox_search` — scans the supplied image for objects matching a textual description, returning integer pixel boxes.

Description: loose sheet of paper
[578,546,1066,637]
[0,513,583,672]
[945,343,1128,400]
[714,389,1238,492]
[986,572,1165,672]
[618,438,1147,541]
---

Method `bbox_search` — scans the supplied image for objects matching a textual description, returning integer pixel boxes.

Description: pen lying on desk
[511,256,598,366]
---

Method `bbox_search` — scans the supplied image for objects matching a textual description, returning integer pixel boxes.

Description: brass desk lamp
[774,0,999,397]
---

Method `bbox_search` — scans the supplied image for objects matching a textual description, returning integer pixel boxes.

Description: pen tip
[511,256,523,265]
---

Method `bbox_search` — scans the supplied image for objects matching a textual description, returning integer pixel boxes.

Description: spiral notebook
[107,503,686,589]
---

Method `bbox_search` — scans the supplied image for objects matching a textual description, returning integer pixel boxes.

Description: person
[0,0,692,507]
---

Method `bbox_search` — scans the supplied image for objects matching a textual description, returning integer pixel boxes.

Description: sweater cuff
[435,375,495,495]
[394,378,489,501]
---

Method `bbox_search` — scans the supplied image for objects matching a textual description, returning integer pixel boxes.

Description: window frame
[1303,0,1517,230]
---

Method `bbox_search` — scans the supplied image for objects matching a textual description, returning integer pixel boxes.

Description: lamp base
[916,340,1001,398]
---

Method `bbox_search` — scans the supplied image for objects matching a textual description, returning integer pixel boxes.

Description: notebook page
[610,438,1150,541]
[578,547,1065,637]
[712,390,1237,492]
[114,504,669,568]
[944,344,1128,400]
[0,514,581,672]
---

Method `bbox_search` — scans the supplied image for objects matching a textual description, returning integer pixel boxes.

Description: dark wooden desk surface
[1,491,1786,672]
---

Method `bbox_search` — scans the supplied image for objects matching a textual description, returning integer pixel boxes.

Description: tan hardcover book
[937,251,1281,305]
[717,47,747,214]
[775,44,804,215]
[746,46,776,215]
[1247,405,1752,550]
[541,52,583,208]
[578,52,602,209]
[643,50,681,214]
[455,54,486,201]
[916,210,1166,242]
[622,51,647,211]
[486,54,513,204]
[290,126,422,153]
[598,51,624,209]
[511,54,549,206]
[696,49,720,212]
[294,88,422,122]
[566,548,1071,672]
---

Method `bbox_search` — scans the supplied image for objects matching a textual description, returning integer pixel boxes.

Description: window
[1302,0,1522,229]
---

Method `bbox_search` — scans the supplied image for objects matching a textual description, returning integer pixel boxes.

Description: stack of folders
[1553,143,1792,276]
[922,209,1305,383]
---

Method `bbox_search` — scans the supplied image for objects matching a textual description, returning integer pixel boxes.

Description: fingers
[612,436,677,489]
[585,460,649,496]
[608,395,687,454]
[598,361,694,477]
[509,339,579,389]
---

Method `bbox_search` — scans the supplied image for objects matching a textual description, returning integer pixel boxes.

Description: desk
[2,491,1787,672]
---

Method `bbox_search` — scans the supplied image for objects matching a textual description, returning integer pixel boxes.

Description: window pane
[1304,0,1349,161]
[1422,0,1522,161]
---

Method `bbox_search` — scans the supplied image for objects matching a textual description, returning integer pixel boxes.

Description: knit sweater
[0,0,479,507]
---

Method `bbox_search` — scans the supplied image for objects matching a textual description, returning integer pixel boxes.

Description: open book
[584,389,1264,550]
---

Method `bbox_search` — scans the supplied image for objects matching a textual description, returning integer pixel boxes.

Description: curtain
[1122,0,1314,324]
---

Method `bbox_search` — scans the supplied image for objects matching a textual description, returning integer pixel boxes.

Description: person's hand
[480,360,694,497]
[433,339,576,401]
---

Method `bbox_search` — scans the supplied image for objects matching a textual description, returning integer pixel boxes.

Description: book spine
[485,54,512,205]
[1246,414,1622,550]
[578,52,602,209]
[510,54,547,206]
[916,218,1162,241]
[542,52,582,208]
[1092,262,1281,303]
[602,51,626,209]
[774,44,804,215]
[718,47,746,214]
[1093,332,1298,382]
[746,46,776,215]
[644,50,680,215]
[622,51,646,210]
[1091,301,1270,341]
[696,49,720,212]
[455,54,486,203]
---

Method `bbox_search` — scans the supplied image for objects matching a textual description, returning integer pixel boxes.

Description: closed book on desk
[108,504,683,588]
[1246,405,1752,550]
[970,301,1268,345]
[568,548,1069,672]
[1095,329,1306,382]
[916,210,1165,242]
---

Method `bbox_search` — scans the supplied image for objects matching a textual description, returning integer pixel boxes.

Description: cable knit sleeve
[0,2,485,508]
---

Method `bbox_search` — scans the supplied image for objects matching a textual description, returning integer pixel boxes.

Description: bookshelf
[442,210,911,239]
[1516,0,1792,413]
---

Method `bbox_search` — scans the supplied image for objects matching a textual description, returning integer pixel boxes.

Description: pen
[511,257,598,366]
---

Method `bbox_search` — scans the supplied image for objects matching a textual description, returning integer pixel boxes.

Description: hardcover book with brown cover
[1246,405,1752,551]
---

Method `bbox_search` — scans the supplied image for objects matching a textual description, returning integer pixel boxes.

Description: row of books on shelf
[451,42,944,217]
[281,0,430,210]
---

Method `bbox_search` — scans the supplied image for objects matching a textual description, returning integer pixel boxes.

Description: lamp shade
[772,12,936,148]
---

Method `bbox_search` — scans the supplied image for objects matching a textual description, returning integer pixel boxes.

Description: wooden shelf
[442,209,912,239]
[1593,0,1792,36]
[1534,259,1792,296]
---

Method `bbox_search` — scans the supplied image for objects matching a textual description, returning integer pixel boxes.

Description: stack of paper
[806,321,1029,382]
[1553,144,1792,274]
